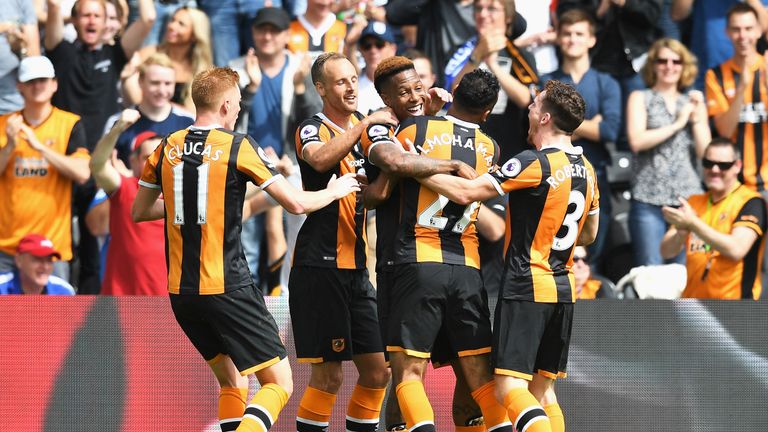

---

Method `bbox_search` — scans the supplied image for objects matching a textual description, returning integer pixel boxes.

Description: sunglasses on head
[702,158,736,170]
[360,40,387,51]
[654,57,683,66]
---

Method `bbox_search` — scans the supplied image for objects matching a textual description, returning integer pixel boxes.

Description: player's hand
[355,168,369,193]
[116,108,141,130]
[402,137,418,154]
[327,172,362,199]
[245,48,262,92]
[366,109,398,127]
[425,87,452,115]
[453,161,478,180]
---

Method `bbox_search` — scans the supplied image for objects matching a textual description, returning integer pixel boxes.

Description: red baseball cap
[132,131,159,152]
[17,234,61,259]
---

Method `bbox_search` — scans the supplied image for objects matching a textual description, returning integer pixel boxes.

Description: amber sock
[503,388,551,432]
[471,381,513,432]
[395,380,435,432]
[456,425,484,432]
[543,403,564,432]
[346,384,386,432]
[237,383,289,432]
[219,387,249,431]
[296,386,337,432]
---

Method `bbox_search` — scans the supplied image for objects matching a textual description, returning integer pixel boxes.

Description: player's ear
[480,108,493,123]
[315,81,326,97]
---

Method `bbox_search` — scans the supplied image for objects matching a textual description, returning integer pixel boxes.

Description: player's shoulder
[398,115,442,131]
[297,115,326,140]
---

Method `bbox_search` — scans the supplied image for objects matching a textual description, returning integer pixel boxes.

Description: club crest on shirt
[300,125,318,139]
[332,338,345,352]
[501,158,522,177]
[368,124,389,137]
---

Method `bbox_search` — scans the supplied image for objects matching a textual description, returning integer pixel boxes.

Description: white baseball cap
[18,56,56,83]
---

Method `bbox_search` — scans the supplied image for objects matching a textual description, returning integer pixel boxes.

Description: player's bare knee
[361,364,391,388]
[310,363,344,393]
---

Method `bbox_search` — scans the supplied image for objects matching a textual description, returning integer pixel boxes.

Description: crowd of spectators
[1,0,767,300]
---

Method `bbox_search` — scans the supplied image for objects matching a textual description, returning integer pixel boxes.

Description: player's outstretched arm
[264,173,361,214]
[418,173,498,205]
[132,186,164,222]
[370,142,472,178]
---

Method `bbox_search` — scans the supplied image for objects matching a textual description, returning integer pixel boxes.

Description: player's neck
[322,107,353,130]
[22,102,53,127]
[193,112,224,129]
[537,131,572,151]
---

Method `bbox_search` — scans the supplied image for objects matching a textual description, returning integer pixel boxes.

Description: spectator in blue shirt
[540,8,620,272]
[104,52,194,166]
[0,234,75,295]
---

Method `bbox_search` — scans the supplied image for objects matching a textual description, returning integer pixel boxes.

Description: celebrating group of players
[131,51,599,432]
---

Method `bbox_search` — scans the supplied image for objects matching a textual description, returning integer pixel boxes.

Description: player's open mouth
[344,95,356,103]
[407,104,423,115]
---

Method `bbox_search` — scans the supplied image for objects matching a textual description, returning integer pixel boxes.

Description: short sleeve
[733,196,768,237]
[65,120,90,158]
[295,117,330,161]
[484,150,543,195]
[587,163,600,215]
[361,122,398,159]
[237,135,281,188]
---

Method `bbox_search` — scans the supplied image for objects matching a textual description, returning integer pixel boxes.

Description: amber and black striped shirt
[485,145,599,303]
[293,113,368,269]
[139,126,281,295]
[391,115,498,269]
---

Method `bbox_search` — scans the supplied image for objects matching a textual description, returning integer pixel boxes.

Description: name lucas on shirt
[165,141,224,162]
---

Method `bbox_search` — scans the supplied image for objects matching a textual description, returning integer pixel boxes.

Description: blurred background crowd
[1,0,767,301]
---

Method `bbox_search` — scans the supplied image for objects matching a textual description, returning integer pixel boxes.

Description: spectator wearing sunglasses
[349,21,397,115]
[573,246,615,299]
[626,37,711,267]
[661,138,767,300]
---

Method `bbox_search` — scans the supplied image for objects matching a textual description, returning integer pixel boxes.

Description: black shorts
[387,263,492,359]
[491,300,574,380]
[170,284,287,375]
[289,266,383,362]
[379,266,455,368]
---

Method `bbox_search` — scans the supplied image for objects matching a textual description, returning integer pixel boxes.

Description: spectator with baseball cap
[0,55,90,283]
[88,109,167,295]
[348,20,398,114]
[229,6,312,293]
[0,234,76,295]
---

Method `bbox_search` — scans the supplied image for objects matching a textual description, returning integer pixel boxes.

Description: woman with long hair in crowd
[626,37,711,266]
[122,6,213,113]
